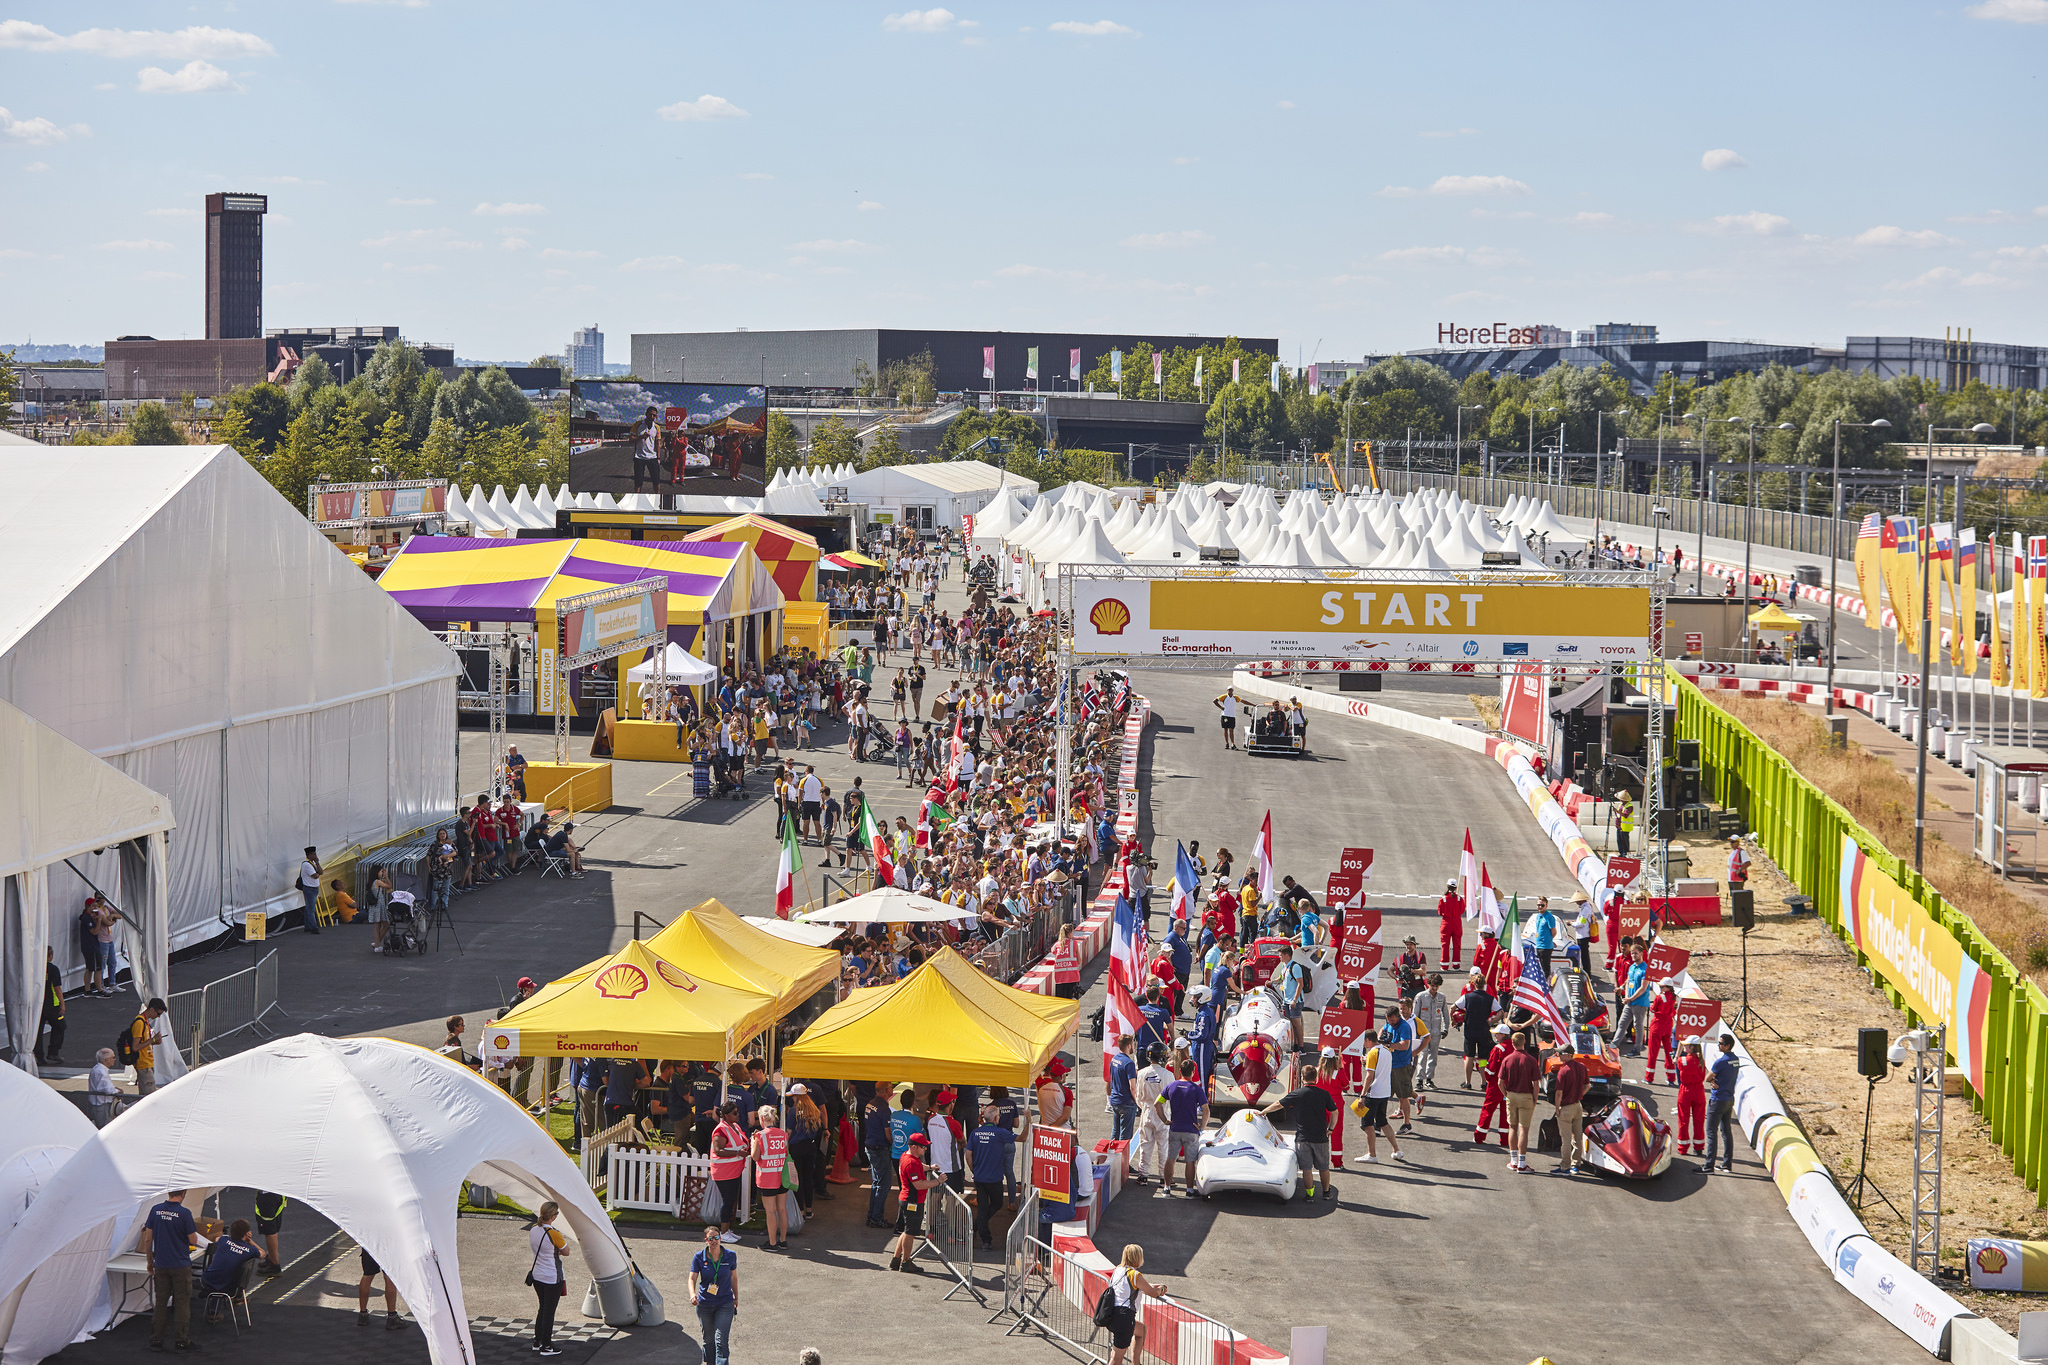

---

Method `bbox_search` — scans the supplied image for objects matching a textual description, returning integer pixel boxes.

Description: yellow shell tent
[644,898,841,1011]
[482,939,780,1062]
[1746,603,1805,632]
[779,946,1078,1087]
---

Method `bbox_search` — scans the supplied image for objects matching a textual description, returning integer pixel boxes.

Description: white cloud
[620,255,687,272]
[1711,211,1791,235]
[1420,127,1477,138]
[21,162,48,172]
[388,196,435,206]
[136,61,238,94]
[1049,19,1135,35]
[1968,0,2048,21]
[1701,148,1747,172]
[0,21,274,59]
[658,94,747,122]
[0,106,76,143]
[738,172,774,181]
[1170,156,1197,165]
[0,247,36,257]
[474,201,545,216]
[146,206,200,218]
[883,8,957,31]
[857,200,884,212]
[1571,211,1615,225]
[1853,225,1959,248]
[1995,244,2048,260]
[790,238,871,252]
[1118,229,1211,248]
[1886,266,1961,290]
[1378,245,1525,267]
[1950,209,2018,224]
[499,237,528,251]
[97,238,174,251]
[540,247,600,259]
[360,228,480,249]
[1276,100,1295,109]
[1428,174,1530,196]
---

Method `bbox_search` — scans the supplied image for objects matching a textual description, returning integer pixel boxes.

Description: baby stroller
[384,892,428,957]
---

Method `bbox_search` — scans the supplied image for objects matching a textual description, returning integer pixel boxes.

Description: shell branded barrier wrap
[1071,574,1652,664]
[1965,1237,2048,1291]
[1836,834,1994,1095]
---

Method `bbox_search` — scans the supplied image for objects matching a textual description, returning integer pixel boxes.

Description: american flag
[1512,944,1573,1043]
[1858,512,1880,542]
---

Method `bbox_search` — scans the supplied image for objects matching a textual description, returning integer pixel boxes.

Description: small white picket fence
[578,1116,640,1195]
[605,1147,712,1217]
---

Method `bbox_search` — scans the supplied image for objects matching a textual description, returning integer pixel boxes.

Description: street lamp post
[1685,412,1706,594]
[1915,422,1998,869]
[1827,416,1892,717]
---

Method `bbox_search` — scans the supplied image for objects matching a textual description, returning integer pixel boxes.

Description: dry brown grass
[1469,693,1501,730]
[1708,692,2048,990]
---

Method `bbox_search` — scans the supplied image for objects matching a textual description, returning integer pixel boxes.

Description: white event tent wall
[0,1036,636,1365]
[837,459,1037,531]
[0,446,460,956]
[0,1059,125,1365]
[1,696,176,1073]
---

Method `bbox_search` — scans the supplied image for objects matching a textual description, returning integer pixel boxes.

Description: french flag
[1108,892,1148,992]
[1170,842,1198,924]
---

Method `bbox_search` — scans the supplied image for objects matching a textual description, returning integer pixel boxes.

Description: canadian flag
[775,820,803,919]
[1459,829,1481,921]
[1253,810,1275,901]
[1103,970,1143,1085]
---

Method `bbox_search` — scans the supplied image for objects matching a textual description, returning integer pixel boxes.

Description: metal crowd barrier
[967,904,1062,986]
[164,988,204,1066]
[1001,1234,1243,1365]
[190,950,284,1059]
[920,1183,983,1304]
[993,1192,1039,1322]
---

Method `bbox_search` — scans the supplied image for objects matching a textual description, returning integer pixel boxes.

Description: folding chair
[204,1257,259,1334]
[541,850,572,879]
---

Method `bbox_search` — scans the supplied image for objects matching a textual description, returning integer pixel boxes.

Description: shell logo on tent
[655,960,699,993]
[594,964,650,1000]
[486,1028,518,1055]
[1974,1245,2008,1276]
[1089,598,1131,636]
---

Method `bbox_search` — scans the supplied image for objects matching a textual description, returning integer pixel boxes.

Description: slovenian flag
[1254,810,1275,901]
[1458,829,1480,921]
[1171,842,1198,924]
[775,819,803,919]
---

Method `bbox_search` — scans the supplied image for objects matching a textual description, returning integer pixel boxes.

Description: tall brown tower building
[204,192,267,339]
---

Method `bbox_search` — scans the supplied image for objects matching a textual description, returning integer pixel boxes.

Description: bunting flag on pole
[775,819,803,918]
[1254,810,1275,900]
[1232,356,1241,385]
[1934,523,1958,667]
[858,799,894,886]
[1111,350,1122,384]
[1172,842,1198,924]
[1026,346,1039,382]
[1103,969,1142,1084]
[1151,351,1163,386]
[1855,513,1885,630]
[1069,348,1081,382]
[1477,864,1503,934]
[1990,537,2008,688]
[1514,943,1574,1039]
[1458,829,1481,921]
[2017,534,2034,697]
[2029,536,2048,700]
[1884,517,1919,654]
[1270,361,1281,393]
[1960,528,1980,678]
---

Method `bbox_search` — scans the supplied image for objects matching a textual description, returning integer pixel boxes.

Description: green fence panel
[1672,675,2047,1205]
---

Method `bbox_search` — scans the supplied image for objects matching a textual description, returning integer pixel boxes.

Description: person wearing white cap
[1472,1021,1514,1146]
[1674,1037,1707,1156]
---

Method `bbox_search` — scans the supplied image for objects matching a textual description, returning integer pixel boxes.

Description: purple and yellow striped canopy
[379,536,750,624]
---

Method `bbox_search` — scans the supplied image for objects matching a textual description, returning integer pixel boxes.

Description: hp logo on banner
[1462,640,1479,657]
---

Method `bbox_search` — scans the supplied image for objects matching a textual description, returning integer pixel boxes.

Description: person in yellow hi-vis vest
[1615,794,1635,857]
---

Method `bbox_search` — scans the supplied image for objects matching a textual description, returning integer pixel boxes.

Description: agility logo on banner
[1838,834,1991,1094]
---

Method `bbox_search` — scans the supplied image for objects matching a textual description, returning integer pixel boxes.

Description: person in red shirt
[1472,926,1500,983]
[891,1132,943,1273]
[1645,983,1679,1085]
[1674,1037,1708,1154]
[1472,1023,1513,1146]
[1550,1049,1590,1174]
[1484,936,1516,1001]
[1602,889,1624,972]
[497,800,524,872]
[1497,1032,1541,1173]
[1211,882,1239,944]
[1436,879,1465,969]
[1312,1044,1349,1168]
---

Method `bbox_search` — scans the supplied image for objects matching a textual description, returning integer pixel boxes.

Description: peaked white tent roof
[0,1035,635,1365]
[0,1062,119,1365]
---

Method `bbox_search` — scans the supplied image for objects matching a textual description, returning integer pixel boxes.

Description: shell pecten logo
[1973,1244,2008,1276]
[655,960,699,993]
[1088,597,1131,636]
[594,963,650,1000]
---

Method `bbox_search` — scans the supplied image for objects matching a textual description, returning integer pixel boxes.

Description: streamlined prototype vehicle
[1211,986,1297,1108]
[1581,1096,1675,1179]
[1194,1108,1300,1202]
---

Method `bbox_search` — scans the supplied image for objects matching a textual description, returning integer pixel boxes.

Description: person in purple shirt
[1157,1064,1209,1195]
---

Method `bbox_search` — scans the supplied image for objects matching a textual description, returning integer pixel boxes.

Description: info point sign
[1069,570,1653,665]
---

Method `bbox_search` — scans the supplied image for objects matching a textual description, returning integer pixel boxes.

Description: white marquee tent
[0,1061,122,1365]
[836,460,1036,531]
[0,447,459,962]
[0,1036,636,1365]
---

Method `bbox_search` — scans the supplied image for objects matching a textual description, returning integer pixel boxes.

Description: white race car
[1212,985,1297,1109]
[1194,1109,1300,1202]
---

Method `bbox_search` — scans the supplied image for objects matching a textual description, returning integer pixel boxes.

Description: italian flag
[858,800,894,886]
[775,819,803,919]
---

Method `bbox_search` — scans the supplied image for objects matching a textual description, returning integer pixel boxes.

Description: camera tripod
[1843,1072,1901,1218]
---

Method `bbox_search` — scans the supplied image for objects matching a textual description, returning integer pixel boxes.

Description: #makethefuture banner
[1069,576,1653,663]
[1837,834,1991,1094]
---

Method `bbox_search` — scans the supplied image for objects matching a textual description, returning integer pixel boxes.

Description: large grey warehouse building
[630,328,1277,395]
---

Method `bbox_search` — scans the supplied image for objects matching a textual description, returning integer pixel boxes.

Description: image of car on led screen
[568,380,768,496]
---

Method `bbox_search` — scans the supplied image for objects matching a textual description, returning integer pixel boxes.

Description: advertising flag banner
[1069,576,1653,663]
[1152,351,1163,386]
[1854,514,1884,630]
[1270,361,1281,393]
[1934,523,1958,666]
[1959,528,1979,678]
[2030,537,2048,700]
[1070,348,1081,381]
[1111,350,1122,384]
[1026,346,1039,382]
[2014,535,2032,696]
[1232,357,1241,385]
[1194,354,1204,392]
[1990,549,2008,688]
[1499,662,1549,748]
[983,346,996,381]
[1838,834,1991,1094]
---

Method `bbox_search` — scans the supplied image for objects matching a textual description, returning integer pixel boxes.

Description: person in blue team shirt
[987,1085,1024,1203]
[1108,1034,1140,1142]
[1703,1034,1741,1173]
[140,1188,200,1351]
[1532,896,1560,980]
[1295,902,1326,949]
[863,1086,897,1228]
[1207,943,1236,1007]
[1137,985,1173,1057]
[1185,985,1219,1101]
[1619,948,1653,1056]
[1378,1002,1419,1134]
[966,1105,1018,1248]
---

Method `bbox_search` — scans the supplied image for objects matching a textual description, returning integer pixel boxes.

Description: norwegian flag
[1513,943,1573,1042]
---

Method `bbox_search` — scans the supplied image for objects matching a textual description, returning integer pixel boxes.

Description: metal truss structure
[550,577,669,765]
[438,628,518,801]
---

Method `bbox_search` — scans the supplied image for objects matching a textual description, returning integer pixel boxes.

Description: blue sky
[5,2,2048,365]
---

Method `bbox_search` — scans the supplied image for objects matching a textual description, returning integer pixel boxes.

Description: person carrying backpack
[122,999,168,1097]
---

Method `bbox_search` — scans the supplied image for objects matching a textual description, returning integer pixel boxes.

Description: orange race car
[1545,1026,1623,1106]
